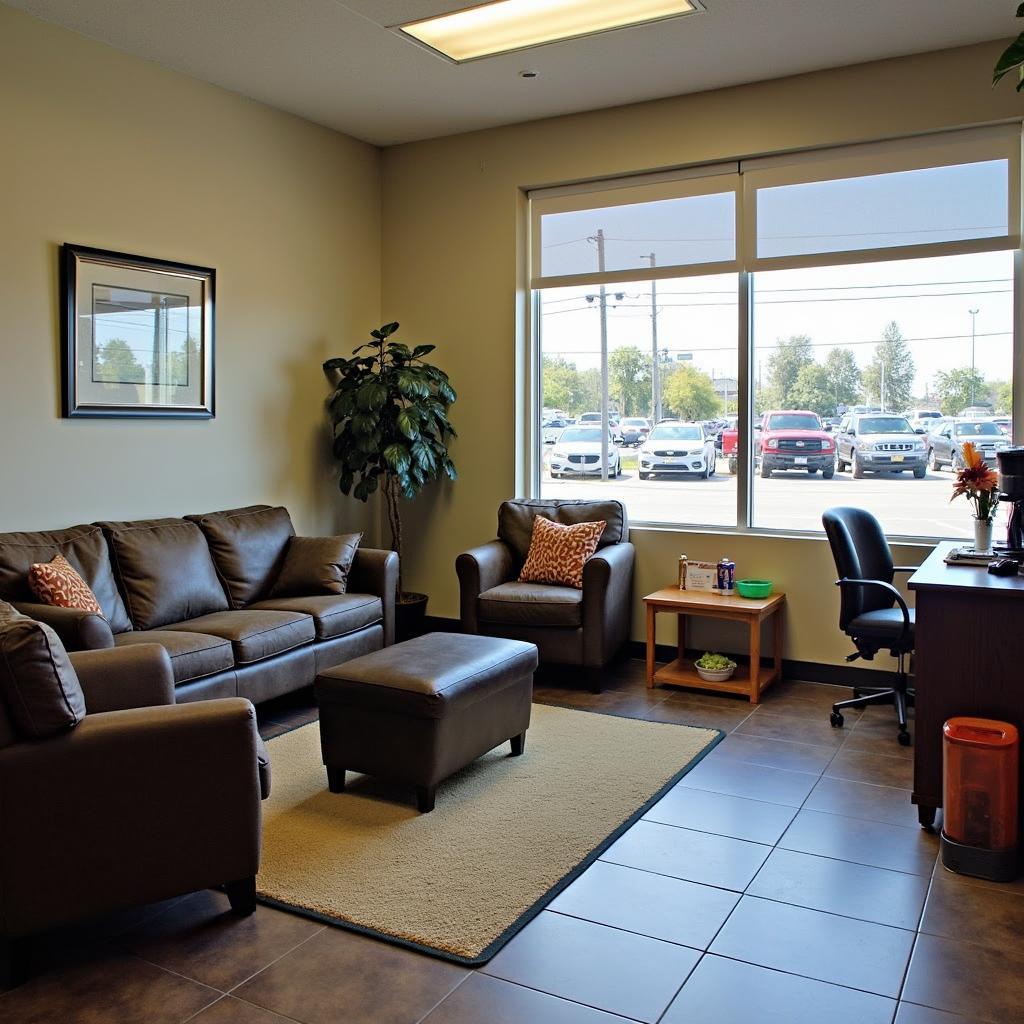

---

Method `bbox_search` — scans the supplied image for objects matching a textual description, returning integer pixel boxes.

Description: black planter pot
[395,591,429,641]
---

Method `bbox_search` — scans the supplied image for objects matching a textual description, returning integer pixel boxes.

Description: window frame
[525,123,1023,542]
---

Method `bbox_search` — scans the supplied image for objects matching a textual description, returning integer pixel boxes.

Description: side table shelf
[643,587,785,705]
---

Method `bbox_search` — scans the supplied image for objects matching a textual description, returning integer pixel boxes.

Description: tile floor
[4,661,1024,1023]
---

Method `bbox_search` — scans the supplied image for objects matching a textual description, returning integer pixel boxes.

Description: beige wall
[381,41,1021,670]
[0,5,381,539]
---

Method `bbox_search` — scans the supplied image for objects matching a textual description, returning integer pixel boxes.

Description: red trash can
[941,717,1020,882]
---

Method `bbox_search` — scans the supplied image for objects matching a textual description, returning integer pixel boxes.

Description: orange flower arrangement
[951,441,1000,522]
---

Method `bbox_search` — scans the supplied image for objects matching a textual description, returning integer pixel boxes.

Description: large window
[529,126,1020,539]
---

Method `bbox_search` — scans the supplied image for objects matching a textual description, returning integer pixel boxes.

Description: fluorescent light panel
[400,0,698,63]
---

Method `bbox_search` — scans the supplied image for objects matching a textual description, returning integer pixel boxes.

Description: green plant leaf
[351,411,376,435]
[437,381,457,404]
[338,471,354,494]
[380,322,400,337]
[1017,1,1024,17]
[411,344,436,358]
[383,443,411,473]
[396,408,420,439]
[993,35,1024,83]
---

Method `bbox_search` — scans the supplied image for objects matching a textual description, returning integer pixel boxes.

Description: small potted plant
[694,652,737,682]
[950,441,1000,552]
[324,323,457,639]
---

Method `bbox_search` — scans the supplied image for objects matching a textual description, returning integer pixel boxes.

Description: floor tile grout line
[412,969,475,1024]
[478,970,653,1024]
[773,839,937,879]
[597,853,764,893]
[704,949,902,1003]
[735,891,919,935]
[652,950,704,1024]
[544,908,723,953]
[222,925,327,997]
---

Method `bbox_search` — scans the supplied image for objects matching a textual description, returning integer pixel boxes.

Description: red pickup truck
[721,410,836,478]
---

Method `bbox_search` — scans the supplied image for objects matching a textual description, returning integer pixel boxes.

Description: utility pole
[880,356,886,413]
[643,253,661,422]
[969,308,980,407]
[591,229,610,482]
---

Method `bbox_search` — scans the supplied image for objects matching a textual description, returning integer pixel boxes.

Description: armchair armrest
[348,547,399,646]
[0,698,262,937]
[69,643,175,713]
[12,602,114,652]
[456,540,515,634]
[836,577,912,647]
[582,542,636,669]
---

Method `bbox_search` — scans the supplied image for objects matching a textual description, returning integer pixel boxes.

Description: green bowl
[736,579,773,599]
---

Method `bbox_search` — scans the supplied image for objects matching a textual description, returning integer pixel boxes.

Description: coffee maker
[996,447,1024,553]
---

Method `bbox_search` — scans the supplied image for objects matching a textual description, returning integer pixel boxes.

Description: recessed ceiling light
[397,0,702,64]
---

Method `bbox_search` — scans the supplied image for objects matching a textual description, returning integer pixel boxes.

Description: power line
[540,277,1012,305]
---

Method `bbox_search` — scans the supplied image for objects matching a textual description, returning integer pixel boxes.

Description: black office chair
[822,507,917,746]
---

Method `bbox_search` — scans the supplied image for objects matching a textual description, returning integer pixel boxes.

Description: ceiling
[5,0,1015,146]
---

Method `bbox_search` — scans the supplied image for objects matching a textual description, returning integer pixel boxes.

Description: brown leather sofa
[0,642,266,987]
[456,498,635,692]
[0,505,397,706]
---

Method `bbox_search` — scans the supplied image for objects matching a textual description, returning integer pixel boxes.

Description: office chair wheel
[830,711,844,728]
[897,729,911,747]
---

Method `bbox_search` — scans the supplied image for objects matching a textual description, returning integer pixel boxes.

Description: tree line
[544,321,1011,423]
[542,349,723,421]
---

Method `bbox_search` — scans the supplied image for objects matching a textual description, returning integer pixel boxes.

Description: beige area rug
[258,704,720,964]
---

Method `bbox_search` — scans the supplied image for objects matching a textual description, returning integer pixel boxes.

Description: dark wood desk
[909,541,1024,829]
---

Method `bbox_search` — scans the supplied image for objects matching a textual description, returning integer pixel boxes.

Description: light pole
[642,253,661,422]
[969,308,980,408]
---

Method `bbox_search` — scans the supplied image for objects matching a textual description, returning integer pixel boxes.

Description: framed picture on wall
[60,243,215,418]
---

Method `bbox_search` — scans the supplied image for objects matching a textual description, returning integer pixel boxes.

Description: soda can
[716,558,727,591]
[725,559,735,592]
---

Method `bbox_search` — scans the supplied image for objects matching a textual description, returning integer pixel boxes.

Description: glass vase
[974,517,994,553]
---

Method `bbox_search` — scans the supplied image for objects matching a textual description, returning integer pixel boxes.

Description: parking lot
[542,454,970,537]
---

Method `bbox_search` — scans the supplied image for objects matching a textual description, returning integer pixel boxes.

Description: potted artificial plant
[324,322,457,639]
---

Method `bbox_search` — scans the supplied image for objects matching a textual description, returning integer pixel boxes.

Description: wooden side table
[643,587,786,704]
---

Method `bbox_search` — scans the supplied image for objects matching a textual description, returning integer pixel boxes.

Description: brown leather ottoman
[314,632,537,812]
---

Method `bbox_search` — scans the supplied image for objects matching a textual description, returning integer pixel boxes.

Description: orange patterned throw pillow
[28,554,104,616]
[518,516,606,590]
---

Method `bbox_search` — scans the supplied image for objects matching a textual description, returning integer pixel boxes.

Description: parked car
[619,417,651,446]
[577,412,624,444]
[906,409,943,431]
[927,418,1010,472]
[548,426,621,478]
[638,421,716,479]
[541,417,570,444]
[719,419,762,474]
[757,410,836,479]
[993,417,1012,436]
[835,413,928,478]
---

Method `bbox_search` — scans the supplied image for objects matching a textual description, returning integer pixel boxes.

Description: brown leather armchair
[456,499,635,692]
[0,643,266,987]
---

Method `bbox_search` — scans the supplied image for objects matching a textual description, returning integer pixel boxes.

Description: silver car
[927,418,1010,471]
[835,414,928,478]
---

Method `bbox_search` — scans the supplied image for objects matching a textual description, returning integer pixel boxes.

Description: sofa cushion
[478,582,583,627]
[250,593,382,640]
[98,518,229,630]
[0,601,86,739]
[162,610,314,665]
[29,554,104,615]
[0,525,131,633]
[186,505,295,608]
[269,534,362,598]
[114,629,235,684]
[498,499,627,564]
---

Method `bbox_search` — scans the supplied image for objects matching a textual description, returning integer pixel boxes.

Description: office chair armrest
[835,577,912,645]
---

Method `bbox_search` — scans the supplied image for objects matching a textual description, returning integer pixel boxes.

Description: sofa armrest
[348,547,399,646]
[0,698,262,937]
[69,643,175,713]
[582,542,636,669]
[12,602,114,652]
[456,540,515,634]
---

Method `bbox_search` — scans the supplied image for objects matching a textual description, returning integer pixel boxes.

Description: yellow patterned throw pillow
[518,516,606,590]
[28,554,104,616]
